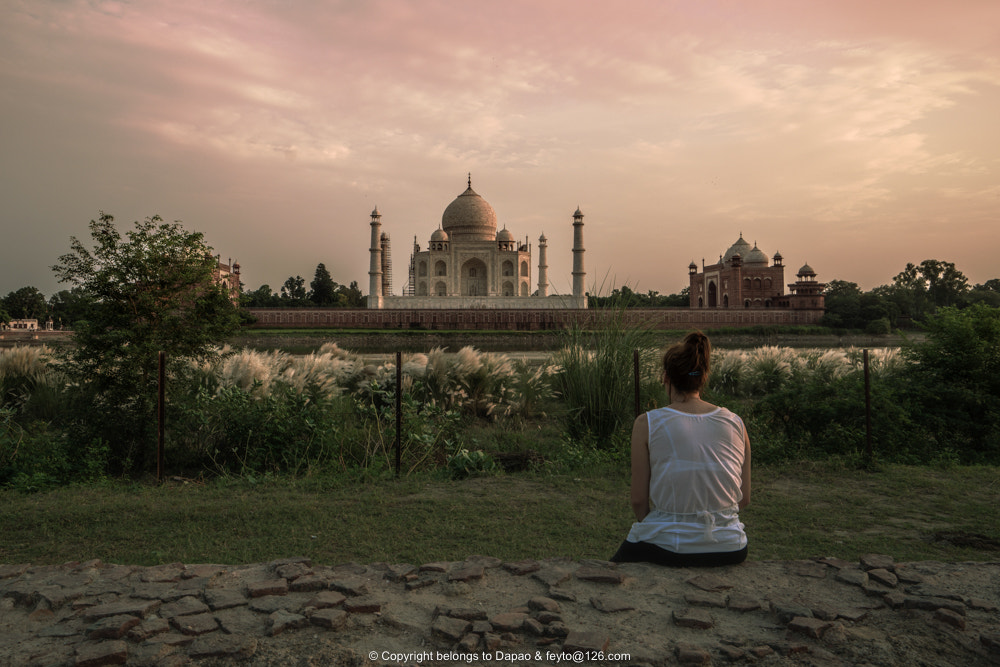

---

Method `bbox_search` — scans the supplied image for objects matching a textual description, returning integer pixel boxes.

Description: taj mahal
[366,176,587,310]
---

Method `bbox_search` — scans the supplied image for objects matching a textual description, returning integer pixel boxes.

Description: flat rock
[563,630,610,652]
[187,634,258,660]
[788,616,832,639]
[787,560,829,578]
[288,574,330,592]
[575,566,625,584]
[306,590,346,609]
[860,554,895,571]
[527,596,560,613]
[432,615,471,641]
[172,612,219,636]
[684,591,727,608]
[672,607,714,629]
[159,595,209,619]
[81,598,161,621]
[591,595,636,613]
[127,617,170,642]
[215,607,267,635]
[249,594,303,614]
[311,608,349,629]
[727,594,762,612]
[448,563,485,582]
[343,596,382,614]
[247,579,288,598]
[204,588,247,611]
[268,609,308,636]
[489,612,528,632]
[532,567,572,587]
[139,563,185,583]
[868,568,898,588]
[330,577,369,596]
[74,639,128,667]
[835,568,869,587]
[686,574,732,592]
[86,614,141,640]
[503,559,541,576]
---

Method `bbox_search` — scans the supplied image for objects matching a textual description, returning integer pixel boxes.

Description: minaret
[380,232,392,297]
[367,206,383,309]
[572,207,586,308]
[537,233,549,297]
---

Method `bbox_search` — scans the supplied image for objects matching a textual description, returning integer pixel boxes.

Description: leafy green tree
[891,259,970,320]
[48,288,95,328]
[280,275,308,305]
[901,304,1000,461]
[241,284,280,308]
[821,280,863,329]
[968,280,1000,308]
[2,286,48,320]
[51,212,241,473]
[338,280,365,308]
[309,263,339,306]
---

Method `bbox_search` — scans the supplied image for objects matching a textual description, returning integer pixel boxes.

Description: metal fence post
[863,349,873,464]
[395,350,402,477]
[634,349,641,417]
[158,351,166,483]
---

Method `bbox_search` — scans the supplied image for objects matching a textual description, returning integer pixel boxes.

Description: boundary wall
[246,308,824,331]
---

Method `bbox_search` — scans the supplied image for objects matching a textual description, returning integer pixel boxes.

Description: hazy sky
[3,0,998,300]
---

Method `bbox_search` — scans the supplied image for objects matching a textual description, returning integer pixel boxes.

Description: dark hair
[663,331,711,394]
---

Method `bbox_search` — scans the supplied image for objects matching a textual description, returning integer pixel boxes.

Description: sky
[2,0,998,301]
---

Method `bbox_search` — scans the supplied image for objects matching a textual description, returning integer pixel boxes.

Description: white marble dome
[442,184,497,241]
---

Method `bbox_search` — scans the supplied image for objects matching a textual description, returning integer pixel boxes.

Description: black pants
[610,540,748,567]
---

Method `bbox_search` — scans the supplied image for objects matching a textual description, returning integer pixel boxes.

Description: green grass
[1,462,998,567]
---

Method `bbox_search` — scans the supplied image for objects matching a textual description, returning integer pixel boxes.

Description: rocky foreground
[1,554,998,666]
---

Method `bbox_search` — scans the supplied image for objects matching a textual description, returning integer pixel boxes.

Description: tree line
[821,259,999,332]
[240,263,364,309]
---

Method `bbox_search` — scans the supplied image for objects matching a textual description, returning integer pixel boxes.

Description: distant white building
[367,176,587,310]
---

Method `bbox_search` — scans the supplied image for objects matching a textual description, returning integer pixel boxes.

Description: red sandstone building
[688,234,825,311]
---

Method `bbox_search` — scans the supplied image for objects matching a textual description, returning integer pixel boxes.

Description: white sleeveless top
[626,405,748,553]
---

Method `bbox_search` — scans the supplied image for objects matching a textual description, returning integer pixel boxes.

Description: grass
[1,462,998,567]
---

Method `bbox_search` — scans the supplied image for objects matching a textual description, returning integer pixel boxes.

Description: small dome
[722,234,751,263]
[497,227,515,242]
[371,206,380,217]
[773,250,783,261]
[744,243,769,265]
[430,228,449,243]
[798,263,816,276]
[442,181,497,241]
[689,260,698,269]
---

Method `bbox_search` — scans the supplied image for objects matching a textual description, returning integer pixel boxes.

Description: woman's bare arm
[630,414,651,521]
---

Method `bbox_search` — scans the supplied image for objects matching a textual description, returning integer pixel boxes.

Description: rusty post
[395,350,402,477]
[863,349,873,464]
[634,349,641,417]
[158,351,166,483]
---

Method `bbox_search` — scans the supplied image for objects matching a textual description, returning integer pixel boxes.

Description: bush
[898,305,1000,462]
[551,309,661,445]
[865,318,892,335]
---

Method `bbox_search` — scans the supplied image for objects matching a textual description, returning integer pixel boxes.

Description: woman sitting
[611,331,751,567]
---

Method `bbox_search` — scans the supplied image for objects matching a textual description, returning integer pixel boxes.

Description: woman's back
[646,405,746,515]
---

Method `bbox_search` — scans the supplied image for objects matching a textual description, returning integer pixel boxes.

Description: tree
[821,280,863,329]
[2,286,48,320]
[51,212,241,473]
[241,284,280,308]
[280,275,308,304]
[48,287,95,328]
[339,280,365,308]
[309,263,338,306]
[891,259,970,320]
